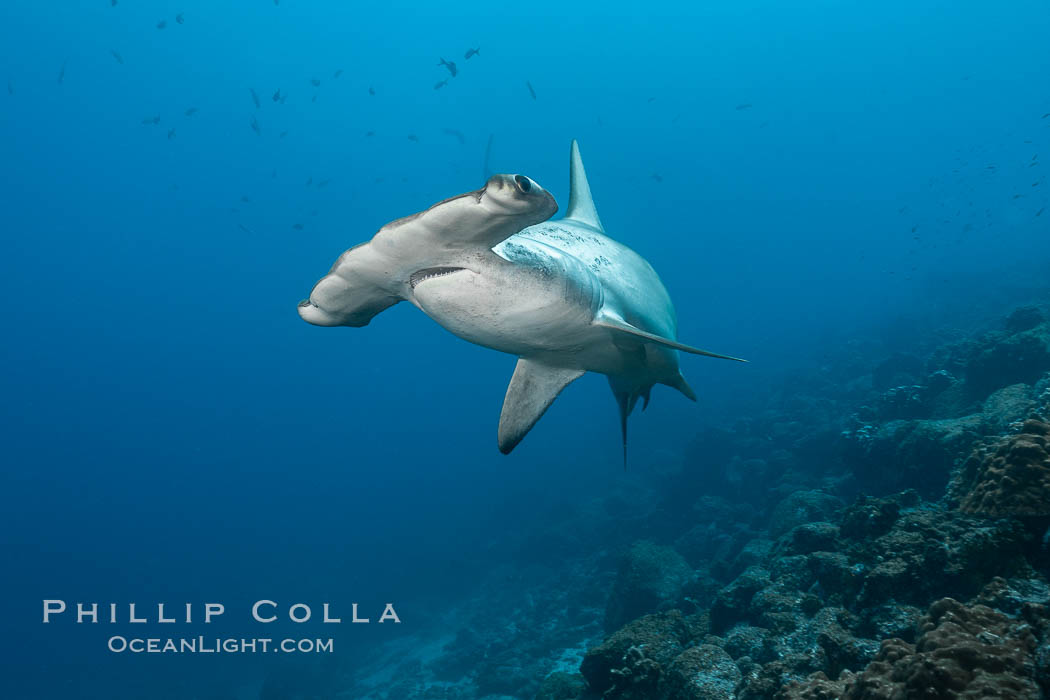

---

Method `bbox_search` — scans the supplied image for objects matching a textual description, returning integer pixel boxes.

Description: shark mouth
[409,266,467,289]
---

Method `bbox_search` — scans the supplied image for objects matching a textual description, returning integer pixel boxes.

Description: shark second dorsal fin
[498,358,584,454]
[566,140,604,231]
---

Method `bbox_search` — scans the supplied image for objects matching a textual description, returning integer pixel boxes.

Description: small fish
[240,195,252,203]
[311,95,317,103]
[157,19,167,29]
[250,116,260,134]
[365,130,375,137]
[142,114,161,125]
[175,13,184,24]
[333,69,343,79]
[57,60,67,84]
[441,127,465,144]
[110,49,124,65]
[408,134,419,142]
[651,174,663,183]
[249,88,260,109]
[111,0,118,5]
[317,179,330,188]
[1036,207,1044,217]
[464,47,480,60]
[167,128,176,140]
[434,79,448,90]
[647,97,656,103]
[292,223,304,231]
[6,79,12,95]
[735,103,752,110]
[526,81,536,100]
[306,177,313,186]
[238,224,256,235]
[438,57,457,77]
[368,86,375,96]
[184,107,197,116]
[310,79,321,87]
[278,130,288,138]
[272,88,282,102]
[1043,113,1049,119]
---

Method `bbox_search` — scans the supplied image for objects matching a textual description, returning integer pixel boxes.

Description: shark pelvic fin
[668,372,698,401]
[498,359,584,454]
[595,314,747,363]
[565,140,604,232]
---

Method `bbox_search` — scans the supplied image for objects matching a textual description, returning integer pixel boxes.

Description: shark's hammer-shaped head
[475,173,558,231]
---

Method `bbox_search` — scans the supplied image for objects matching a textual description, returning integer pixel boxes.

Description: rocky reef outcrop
[780,594,1049,699]
[950,419,1050,517]
[330,302,1050,699]
[552,304,1050,700]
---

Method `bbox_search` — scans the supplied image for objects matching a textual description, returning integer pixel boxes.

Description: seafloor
[274,300,1050,699]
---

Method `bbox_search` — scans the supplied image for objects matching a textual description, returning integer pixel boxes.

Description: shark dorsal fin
[566,139,604,231]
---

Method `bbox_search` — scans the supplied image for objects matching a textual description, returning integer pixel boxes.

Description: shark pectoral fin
[298,242,402,327]
[594,315,747,362]
[498,359,584,454]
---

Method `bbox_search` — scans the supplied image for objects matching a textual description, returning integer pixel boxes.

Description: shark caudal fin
[498,358,584,454]
[565,140,604,232]
[594,314,747,362]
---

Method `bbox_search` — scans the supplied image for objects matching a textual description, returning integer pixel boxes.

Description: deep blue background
[1,0,1047,696]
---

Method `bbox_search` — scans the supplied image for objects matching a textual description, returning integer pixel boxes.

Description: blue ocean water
[1,1,1048,698]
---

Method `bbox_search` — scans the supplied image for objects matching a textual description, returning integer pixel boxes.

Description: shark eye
[514,175,532,194]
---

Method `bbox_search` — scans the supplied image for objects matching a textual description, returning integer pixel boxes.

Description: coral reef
[327,302,1050,700]
[781,596,1049,699]
[951,419,1050,517]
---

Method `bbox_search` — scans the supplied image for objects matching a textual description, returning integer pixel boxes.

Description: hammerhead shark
[299,141,744,461]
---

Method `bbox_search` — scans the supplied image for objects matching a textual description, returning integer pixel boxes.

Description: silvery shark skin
[298,141,743,459]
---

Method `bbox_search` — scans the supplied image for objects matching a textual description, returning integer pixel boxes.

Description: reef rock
[768,491,844,538]
[951,419,1050,517]
[605,541,693,631]
[780,597,1049,699]
[580,610,688,694]
[660,644,741,700]
[535,671,588,700]
[965,324,1050,396]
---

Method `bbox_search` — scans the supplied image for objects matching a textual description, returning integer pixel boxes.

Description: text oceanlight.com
[107,636,334,654]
